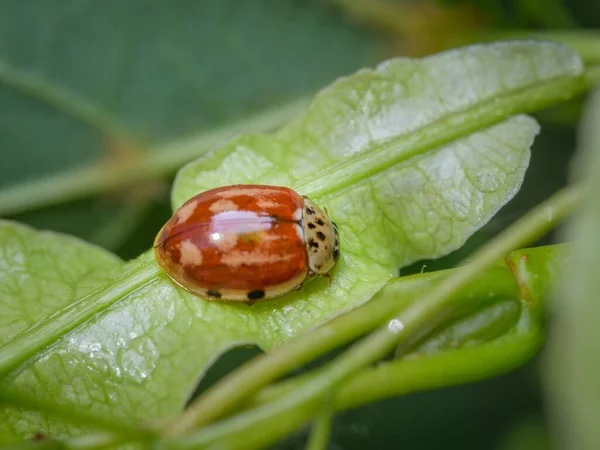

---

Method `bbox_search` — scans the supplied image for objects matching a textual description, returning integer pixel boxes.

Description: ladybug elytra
[154,185,340,303]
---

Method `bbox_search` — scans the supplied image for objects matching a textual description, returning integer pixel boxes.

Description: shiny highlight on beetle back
[154,184,339,302]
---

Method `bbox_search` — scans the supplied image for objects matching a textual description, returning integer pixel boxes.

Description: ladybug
[154,184,340,303]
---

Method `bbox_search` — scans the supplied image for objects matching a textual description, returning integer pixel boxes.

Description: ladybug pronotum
[154,184,340,303]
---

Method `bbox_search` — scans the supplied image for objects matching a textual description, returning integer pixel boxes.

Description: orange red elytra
[154,184,340,303]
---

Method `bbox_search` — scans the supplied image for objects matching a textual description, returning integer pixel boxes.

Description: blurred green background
[1,0,598,448]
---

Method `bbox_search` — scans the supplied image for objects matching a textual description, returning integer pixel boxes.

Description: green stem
[0,253,160,377]
[333,313,542,411]
[165,271,446,435]
[164,184,581,448]
[250,263,522,406]
[0,98,309,217]
[305,398,334,450]
[88,191,161,251]
[0,59,133,142]
[250,308,543,417]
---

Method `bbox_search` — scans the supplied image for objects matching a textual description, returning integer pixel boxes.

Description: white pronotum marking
[294,223,304,241]
[292,207,302,221]
[221,249,294,268]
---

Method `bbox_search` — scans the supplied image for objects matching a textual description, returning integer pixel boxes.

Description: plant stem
[0,253,160,377]
[250,267,522,407]
[165,271,445,435]
[0,59,132,142]
[335,321,542,411]
[250,306,543,416]
[0,98,309,217]
[165,184,581,448]
[200,307,543,450]
[305,398,334,450]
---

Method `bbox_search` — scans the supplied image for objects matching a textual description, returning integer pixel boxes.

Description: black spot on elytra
[308,238,319,249]
[248,289,265,300]
[335,239,339,247]
[307,223,316,229]
[316,231,326,241]
[333,248,340,261]
[306,207,316,215]
[332,221,338,230]
[315,218,325,226]
[207,290,222,298]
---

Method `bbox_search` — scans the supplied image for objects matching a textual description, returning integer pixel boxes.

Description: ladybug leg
[294,283,303,291]
[328,272,333,285]
[245,298,257,306]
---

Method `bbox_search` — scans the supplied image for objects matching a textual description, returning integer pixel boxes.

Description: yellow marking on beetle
[221,247,295,268]
[210,231,239,252]
[209,199,238,213]
[238,231,265,245]
[178,239,204,266]
[217,188,275,199]
[256,198,278,209]
[176,201,198,224]
[294,223,304,241]
[293,207,303,221]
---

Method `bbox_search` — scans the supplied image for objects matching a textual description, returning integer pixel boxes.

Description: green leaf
[0,41,585,439]
[546,86,600,448]
[0,221,122,345]
[0,220,123,437]
[174,41,583,323]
